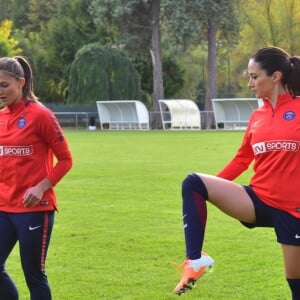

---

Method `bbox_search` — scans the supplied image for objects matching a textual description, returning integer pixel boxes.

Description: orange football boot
[173,252,214,295]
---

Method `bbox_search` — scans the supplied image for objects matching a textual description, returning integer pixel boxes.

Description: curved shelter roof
[159,99,201,130]
[96,100,149,130]
[212,98,263,129]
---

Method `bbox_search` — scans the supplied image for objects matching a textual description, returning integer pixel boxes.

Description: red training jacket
[0,99,73,212]
[217,92,300,218]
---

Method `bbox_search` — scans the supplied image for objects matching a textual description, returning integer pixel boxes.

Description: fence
[53,112,99,129]
[52,110,216,130]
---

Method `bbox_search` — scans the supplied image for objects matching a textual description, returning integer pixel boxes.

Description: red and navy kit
[0,98,72,213]
[218,92,300,218]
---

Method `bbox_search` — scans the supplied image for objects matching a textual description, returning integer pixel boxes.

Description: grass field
[7,130,290,299]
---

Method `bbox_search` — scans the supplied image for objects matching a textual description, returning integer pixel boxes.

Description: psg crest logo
[283,111,296,121]
[17,116,27,129]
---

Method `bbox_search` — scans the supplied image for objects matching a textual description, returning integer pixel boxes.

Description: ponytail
[288,56,300,97]
[14,56,38,101]
[251,47,300,97]
[0,56,38,101]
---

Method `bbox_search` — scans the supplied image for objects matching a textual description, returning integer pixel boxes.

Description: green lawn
[8,130,290,299]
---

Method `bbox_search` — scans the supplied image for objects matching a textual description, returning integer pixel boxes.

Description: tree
[138,55,184,98]
[239,0,300,55]
[35,0,100,102]
[90,0,165,128]
[0,19,22,56]
[150,0,164,128]
[227,0,300,98]
[6,0,30,28]
[162,0,241,127]
[0,0,11,22]
[26,0,59,33]
[69,43,142,104]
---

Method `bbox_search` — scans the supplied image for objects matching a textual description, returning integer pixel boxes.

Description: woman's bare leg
[282,244,300,278]
[282,244,300,299]
[198,173,256,223]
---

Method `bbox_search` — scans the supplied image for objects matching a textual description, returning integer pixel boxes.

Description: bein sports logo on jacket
[0,145,33,156]
[252,140,299,155]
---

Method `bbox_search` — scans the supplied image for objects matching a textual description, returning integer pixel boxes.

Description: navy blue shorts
[242,186,300,245]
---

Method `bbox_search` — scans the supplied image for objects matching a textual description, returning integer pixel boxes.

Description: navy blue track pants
[0,211,54,300]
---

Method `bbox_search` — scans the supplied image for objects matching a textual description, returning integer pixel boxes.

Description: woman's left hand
[23,186,44,208]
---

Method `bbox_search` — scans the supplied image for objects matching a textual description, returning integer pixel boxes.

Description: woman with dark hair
[173,47,300,299]
[0,56,73,299]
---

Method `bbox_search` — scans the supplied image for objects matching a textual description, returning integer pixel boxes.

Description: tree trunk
[150,0,164,129]
[205,18,218,129]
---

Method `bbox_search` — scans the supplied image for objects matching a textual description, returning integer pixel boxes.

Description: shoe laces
[171,259,189,275]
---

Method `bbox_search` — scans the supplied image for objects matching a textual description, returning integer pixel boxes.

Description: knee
[182,173,201,188]
[182,173,208,199]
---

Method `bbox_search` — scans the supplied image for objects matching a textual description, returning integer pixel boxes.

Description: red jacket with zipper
[0,99,72,213]
[218,92,300,218]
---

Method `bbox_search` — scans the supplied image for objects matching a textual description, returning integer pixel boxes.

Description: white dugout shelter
[96,100,150,130]
[212,98,263,129]
[159,99,201,130]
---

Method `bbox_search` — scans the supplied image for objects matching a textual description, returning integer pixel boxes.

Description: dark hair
[0,56,38,101]
[251,47,300,97]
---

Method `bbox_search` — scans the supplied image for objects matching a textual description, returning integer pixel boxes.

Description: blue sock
[182,173,208,260]
[287,278,300,300]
